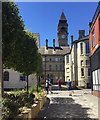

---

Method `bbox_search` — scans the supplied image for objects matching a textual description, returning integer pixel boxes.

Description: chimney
[89,22,92,28]
[46,39,48,49]
[53,39,55,51]
[78,30,85,39]
[71,35,73,48]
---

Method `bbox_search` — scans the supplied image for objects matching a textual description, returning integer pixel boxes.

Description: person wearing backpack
[48,79,53,93]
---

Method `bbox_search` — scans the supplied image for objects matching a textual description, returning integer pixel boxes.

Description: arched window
[61,27,65,32]
[4,71,9,81]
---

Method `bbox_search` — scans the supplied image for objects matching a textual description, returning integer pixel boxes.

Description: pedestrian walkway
[35,85,100,120]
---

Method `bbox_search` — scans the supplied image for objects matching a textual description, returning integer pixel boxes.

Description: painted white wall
[65,54,71,82]
[77,40,91,87]
[4,69,37,89]
[92,69,100,91]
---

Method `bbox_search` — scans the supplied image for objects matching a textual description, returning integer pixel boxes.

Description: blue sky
[15,2,98,47]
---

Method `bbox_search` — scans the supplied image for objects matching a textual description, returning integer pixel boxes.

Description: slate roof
[39,46,70,55]
[73,35,89,43]
[60,11,66,20]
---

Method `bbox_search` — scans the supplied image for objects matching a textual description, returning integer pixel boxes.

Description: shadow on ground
[34,97,98,120]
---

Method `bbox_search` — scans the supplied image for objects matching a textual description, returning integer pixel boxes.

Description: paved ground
[35,85,100,120]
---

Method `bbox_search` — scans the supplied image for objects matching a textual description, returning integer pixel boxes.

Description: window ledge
[85,54,90,56]
[80,54,84,56]
[81,76,85,78]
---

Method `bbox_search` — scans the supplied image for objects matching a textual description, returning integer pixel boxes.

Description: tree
[2,2,39,95]
[35,53,43,92]
[2,2,25,97]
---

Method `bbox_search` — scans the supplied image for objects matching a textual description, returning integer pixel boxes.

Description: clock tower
[57,11,68,47]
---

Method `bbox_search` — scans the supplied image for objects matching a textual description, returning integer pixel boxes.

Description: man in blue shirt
[67,79,72,96]
[67,79,72,90]
[48,79,53,93]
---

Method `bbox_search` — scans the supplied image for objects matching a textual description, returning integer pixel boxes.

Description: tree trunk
[39,76,40,87]
[2,63,4,97]
[26,75,28,92]
[36,73,38,93]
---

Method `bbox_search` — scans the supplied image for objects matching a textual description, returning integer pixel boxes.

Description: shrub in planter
[2,98,21,119]
[2,91,36,119]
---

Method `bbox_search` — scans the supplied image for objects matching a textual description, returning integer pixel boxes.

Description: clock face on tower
[61,35,66,39]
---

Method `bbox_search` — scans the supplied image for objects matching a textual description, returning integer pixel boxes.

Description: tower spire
[60,10,66,20]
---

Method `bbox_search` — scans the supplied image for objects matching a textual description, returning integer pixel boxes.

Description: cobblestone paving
[35,85,100,120]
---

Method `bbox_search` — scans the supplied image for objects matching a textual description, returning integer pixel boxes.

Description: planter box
[15,96,47,119]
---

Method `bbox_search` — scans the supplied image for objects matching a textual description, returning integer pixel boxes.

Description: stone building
[65,30,91,88]
[39,11,70,83]
[33,33,40,48]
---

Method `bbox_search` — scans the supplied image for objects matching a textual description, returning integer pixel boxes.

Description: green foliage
[36,53,43,76]
[2,2,40,93]
[29,85,42,93]
[2,98,20,119]
[2,91,35,119]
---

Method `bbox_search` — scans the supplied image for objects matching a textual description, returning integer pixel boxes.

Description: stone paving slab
[35,87,100,120]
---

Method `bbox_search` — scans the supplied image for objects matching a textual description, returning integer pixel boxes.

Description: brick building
[89,2,100,97]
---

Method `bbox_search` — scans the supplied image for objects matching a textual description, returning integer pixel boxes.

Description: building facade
[33,33,40,48]
[39,11,70,83]
[4,69,37,90]
[65,30,91,88]
[89,2,100,97]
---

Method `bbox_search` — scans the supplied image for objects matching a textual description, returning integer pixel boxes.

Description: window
[51,74,53,77]
[85,42,90,54]
[49,58,52,62]
[43,65,45,70]
[55,74,58,80]
[48,74,50,79]
[20,76,26,81]
[80,43,83,54]
[60,74,62,80]
[43,58,45,62]
[60,65,62,71]
[81,60,83,66]
[55,58,58,62]
[81,68,84,76]
[86,60,90,66]
[88,69,90,76]
[92,29,95,48]
[67,55,69,63]
[61,27,65,32]
[56,65,57,71]
[49,65,52,71]
[4,71,9,81]
[60,58,62,62]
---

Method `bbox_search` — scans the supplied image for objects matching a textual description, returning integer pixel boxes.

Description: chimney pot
[78,30,85,39]
[53,39,55,51]
[46,39,48,49]
[71,35,73,48]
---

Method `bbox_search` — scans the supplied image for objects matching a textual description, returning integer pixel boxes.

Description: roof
[60,11,66,20]
[39,46,70,56]
[89,2,100,30]
[73,35,89,43]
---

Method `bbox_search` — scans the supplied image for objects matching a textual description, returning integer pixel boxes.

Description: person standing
[48,79,53,93]
[67,79,72,96]
[45,80,49,94]
[57,79,61,90]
